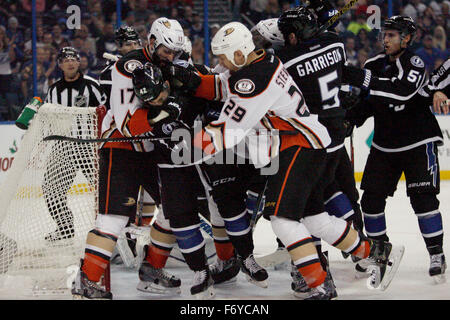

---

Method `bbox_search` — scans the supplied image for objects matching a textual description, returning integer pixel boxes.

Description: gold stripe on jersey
[122,111,145,152]
[260,117,281,159]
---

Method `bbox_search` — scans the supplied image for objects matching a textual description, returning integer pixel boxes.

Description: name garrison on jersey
[296,48,343,76]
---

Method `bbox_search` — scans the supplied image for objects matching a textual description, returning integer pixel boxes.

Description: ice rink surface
[111,180,450,301]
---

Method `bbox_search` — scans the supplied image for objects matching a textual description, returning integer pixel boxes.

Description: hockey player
[99,26,162,270]
[71,19,189,298]
[250,18,284,52]
[172,21,404,299]
[150,21,269,296]
[275,6,364,297]
[43,47,107,242]
[344,16,446,283]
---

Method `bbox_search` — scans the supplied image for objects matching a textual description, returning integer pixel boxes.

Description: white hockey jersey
[100,47,155,152]
[194,50,331,167]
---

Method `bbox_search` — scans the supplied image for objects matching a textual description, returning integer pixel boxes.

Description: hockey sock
[271,216,326,288]
[172,225,207,271]
[146,222,176,268]
[83,229,117,282]
[83,214,128,282]
[212,225,235,261]
[361,192,388,239]
[303,212,368,256]
[223,210,254,258]
[410,193,444,254]
[325,191,355,221]
[417,211,444,252]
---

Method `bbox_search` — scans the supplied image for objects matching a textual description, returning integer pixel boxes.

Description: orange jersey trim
[194,74,219,101]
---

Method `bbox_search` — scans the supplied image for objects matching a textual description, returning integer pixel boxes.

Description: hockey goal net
[0,104,100,298]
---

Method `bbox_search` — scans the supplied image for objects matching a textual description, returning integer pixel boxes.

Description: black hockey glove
[339,87,361,110]
[161,96,182,120]
[163,64,202,92]
[342,65,372,90]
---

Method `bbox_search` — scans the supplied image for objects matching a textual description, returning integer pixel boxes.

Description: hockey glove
[342,65,372,90]
[163,64,202,91]
[339,87,361,110]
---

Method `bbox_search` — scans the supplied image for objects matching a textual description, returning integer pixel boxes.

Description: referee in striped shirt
[43,47,106,243]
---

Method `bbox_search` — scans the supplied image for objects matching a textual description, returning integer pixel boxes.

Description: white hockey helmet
[251,18,284,46]
[211,22,255,68]
[148,17,185,54]
[182,36,192,56]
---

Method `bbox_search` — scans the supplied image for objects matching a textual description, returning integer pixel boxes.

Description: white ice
[110,180,450,300]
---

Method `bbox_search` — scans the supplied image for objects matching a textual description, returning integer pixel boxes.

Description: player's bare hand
[433,91,449,114]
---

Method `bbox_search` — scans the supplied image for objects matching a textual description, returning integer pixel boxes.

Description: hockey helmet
[57,47,80,63]
[182,36,192,57]
[132,63,166,103]
[211,21,255,68]
[148,18,185,55]
[382,15,417,46]
[278,6,319,42]
[115,26,141,47]
[251,18,285,48]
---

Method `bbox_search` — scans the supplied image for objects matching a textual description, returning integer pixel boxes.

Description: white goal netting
[0,104,99,298]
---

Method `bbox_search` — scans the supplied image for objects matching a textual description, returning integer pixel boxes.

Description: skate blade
[245,274,268,288]
[193,286,215,300]
[292,290,312,299]
[213,277,238,287]
[72,293,112,300]
[432,274,446,284]
[136,281,181,295]
[367,245,405,291]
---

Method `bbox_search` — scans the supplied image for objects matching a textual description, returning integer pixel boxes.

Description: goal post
[0,104,101,298]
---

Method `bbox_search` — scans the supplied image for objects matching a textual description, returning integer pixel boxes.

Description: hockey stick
[249,179,268,232]
[313,0,359,36]
[43,130,299,144]
[43,134,172,143]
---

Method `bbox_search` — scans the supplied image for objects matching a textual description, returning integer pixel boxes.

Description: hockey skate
[209,256,240,285]
[190,268,215,300]
[291,262,338,300]
[239,254,268,288]
[303,283,335,300]
[429,253,447,284]
[366,239,404,291]
[137,260,181,294]
[72,262,112,300]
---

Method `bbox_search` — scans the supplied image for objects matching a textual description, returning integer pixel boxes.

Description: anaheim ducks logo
[224,27,235,36]
[124,59,143,73]
[234,79,255,94]
[162,20,171,28]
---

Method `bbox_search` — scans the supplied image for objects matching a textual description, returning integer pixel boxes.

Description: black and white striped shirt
[45,73,107,107]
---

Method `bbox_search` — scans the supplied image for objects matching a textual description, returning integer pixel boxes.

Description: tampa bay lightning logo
[410,56,424,68]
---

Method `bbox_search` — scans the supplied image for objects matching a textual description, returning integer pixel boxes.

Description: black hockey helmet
[115,26,141,46]
[383,15,417,46]
[132,63,165,103]
[57,47,80,63]
[278,6,319,42]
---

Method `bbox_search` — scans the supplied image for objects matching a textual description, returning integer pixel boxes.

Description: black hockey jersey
[351,49,443,152]
[420,57,450,99]
[276,31,347,149]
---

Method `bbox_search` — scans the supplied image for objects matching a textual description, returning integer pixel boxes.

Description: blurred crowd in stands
[0,0,448,120]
